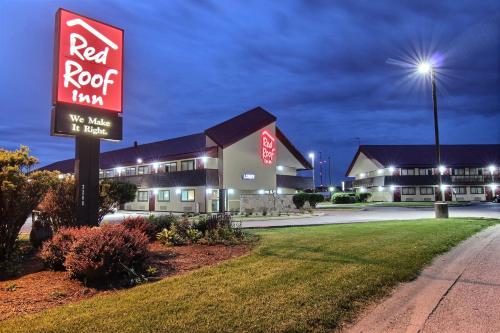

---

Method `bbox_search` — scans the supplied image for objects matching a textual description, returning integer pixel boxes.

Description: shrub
[0,146,57,274]
[64,224,149,283]
[30,218,53,249]
[40,227,89,270]
[122,216,157,241]
[292,193,308,209]
[156,226,186,246]
[331,192,354,204]
[356,192,372,202]
[185,228,202,244]
[307,193,325,208]
[149,214,178,233]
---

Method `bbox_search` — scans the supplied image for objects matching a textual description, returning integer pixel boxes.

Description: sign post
[51,8,124,226]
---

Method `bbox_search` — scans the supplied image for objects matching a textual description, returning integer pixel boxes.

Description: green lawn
[2,218,498,333]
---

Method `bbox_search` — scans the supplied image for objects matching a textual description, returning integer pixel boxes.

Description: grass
[1,218,498,333]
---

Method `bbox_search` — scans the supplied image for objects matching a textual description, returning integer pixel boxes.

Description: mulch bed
[0,242,252,321]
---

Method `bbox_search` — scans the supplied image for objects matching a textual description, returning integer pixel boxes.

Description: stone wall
[240,193,295,214]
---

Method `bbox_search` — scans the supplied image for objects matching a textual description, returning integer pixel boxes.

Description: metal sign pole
[75,136,100,226]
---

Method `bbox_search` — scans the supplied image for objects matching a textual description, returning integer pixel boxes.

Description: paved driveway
[239,203,500,228]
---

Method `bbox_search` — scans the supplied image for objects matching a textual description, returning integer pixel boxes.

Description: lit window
[181,189,195,202]
[105,169,114,178]
[138,165,150,175]
[125,167,136,176]
[470,186,484,194]
[181,160,195,171]
[454,186,467,195]
[157,190,170,202]
[137,191,149,202]
[402,187,416,195]
[420,187,434,195]
[401,168,415,176]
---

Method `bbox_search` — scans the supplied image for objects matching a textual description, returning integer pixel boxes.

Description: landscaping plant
[122,216,157,241]
[0,146,57,275]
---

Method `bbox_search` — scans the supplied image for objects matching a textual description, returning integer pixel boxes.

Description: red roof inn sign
[261,130,276,165]
[51,8,123,140]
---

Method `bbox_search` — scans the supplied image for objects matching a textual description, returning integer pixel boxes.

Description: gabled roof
[204,106,276,148]
[346,144,500,176]
[42,133,215,173]
[276,127,312,170]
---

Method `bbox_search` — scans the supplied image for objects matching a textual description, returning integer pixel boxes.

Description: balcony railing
[276,175,313,190]
[354,174,497,188]
[108,169,219,188]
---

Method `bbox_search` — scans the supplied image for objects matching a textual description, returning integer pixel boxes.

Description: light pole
[418,62,448,218]
[309,152,315,192]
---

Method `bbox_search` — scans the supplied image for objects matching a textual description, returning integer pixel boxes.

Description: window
[453,169,465,176]
[402,187,416,195]
[99,171,104,178]
[420,187,434,195]
[181,189,195,202]
[181,160,195,171]
[401,168,415,176]
[454,186,467,195]
[105,169,114,178]
[138,165,150,175]
[419,169,432,176]
[125,167,136,176]
[163,162,177,173]
[137,190,149,202]
[470,186,484,194]
[157,190,170,202]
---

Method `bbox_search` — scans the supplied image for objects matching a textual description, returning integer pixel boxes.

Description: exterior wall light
[360,187,366,193]
[277,188,283,194]
[489,165,496,174]
[201,156,208,163]
[277,165,284,171]
[228,188,235,195]
[440,184,448,191]
[115,167,123,176]
[206,188,213,194]
[153,189,158,195]
[390,185,396,192]
[258,189,265,195]
[389,166,395,173]
[153,162,159,172]
[490,184,497,191]
[360,173,366,178]
[58,174,64,179]
[377,169,383,175]
[439,165,446,175]
[137,158,143,164]
[378,186,383,192]
[175,188,181,194]
[328,186,335,192]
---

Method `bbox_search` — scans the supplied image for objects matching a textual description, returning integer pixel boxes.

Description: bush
[40,227,89,270]
[122,216,157,241]
[356,192,372,202]
[149,214,178,233]
[292,193,308,209]
[308,193,325,208]
[156,225,186,246]
[0,146,57,273]
[64,224,149,283]
[331,193,354,204]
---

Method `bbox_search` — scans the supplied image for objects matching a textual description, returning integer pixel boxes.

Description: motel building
[42,107,313,214]
[346,145,500,202]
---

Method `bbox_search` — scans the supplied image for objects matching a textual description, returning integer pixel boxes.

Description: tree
[37,178,137,228]
[0,146,57,270]
[97,180,137,223]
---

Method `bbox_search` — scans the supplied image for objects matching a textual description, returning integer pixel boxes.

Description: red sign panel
[261,130,276,165]
[53,9,123,113]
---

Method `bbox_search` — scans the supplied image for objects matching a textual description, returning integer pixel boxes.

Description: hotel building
[42,107,313,213]
[346,145,499,202]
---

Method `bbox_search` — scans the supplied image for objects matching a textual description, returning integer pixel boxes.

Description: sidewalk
[345,224,500,333]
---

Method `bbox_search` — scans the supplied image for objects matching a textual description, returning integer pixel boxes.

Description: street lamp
[418,61,448,218]
[309,152,315,192]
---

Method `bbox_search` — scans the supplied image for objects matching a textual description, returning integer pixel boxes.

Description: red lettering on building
[261,130,276,165]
